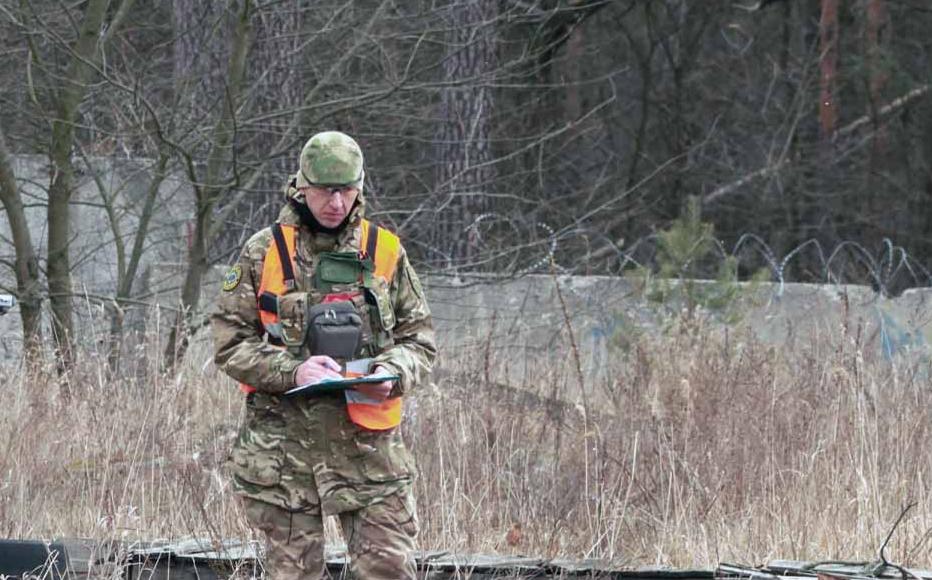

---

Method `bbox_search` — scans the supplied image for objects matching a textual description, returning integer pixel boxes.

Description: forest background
[2,0,932,363]
[1,0,932,571]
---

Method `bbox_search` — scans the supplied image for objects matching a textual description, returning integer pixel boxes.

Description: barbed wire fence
[454,213,932,298]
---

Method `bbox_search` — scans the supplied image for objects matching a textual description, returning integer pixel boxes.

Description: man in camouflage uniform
[212,131,436,579]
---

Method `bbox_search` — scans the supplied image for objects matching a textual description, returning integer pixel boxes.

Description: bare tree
[162,0,393,365]
[211,2,307,261]
[5,0,136,371]
[81,147,172,373]
[163,0,253,366]
[0,127,41,357]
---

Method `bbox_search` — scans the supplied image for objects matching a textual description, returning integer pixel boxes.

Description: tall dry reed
[0,313,930,570]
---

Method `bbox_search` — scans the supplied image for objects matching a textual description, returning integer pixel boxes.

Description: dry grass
[1,312,931,571]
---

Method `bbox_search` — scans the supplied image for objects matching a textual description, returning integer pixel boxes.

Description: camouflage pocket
[365,282,396,352]
[277,292,308,348]
[353,428,415,483]
[245,392,287,430]
[397,488,420,537]
[358,488,419,540]
[367,279,395,331]
[229,444,283,488]
[230,395,287,488]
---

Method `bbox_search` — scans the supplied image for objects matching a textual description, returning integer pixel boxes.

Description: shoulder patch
[222,265,243,292]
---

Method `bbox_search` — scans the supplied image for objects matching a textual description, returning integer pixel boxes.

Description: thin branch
[702,84,931,206]
[836,84,931,138]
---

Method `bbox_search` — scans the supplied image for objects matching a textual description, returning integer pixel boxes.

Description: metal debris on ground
[1,538,931,580]
[718,561,932,580]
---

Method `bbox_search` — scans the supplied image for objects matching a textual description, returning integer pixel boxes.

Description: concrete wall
[5,252,932,380]
[422,274,932,386]
[0,155,192,356]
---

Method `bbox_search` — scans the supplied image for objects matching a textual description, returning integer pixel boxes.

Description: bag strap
[271,224,296,290]
[365,219,379,261]
[360,219,401,283]
[258,291,279,314]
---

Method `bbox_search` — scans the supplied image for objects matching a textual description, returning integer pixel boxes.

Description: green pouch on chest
[315,252,373,291]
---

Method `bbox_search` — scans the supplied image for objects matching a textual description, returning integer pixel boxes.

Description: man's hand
[294,355,342,386]
[353,365,394,401]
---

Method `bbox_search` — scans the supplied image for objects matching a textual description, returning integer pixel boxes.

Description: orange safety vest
[240,219,403,430]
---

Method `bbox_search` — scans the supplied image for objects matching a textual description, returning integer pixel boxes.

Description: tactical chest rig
[240,220,402,430]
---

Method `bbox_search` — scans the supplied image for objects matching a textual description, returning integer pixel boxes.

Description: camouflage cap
[296,131,365,189]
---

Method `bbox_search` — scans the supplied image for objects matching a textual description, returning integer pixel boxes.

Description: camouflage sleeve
[210,233,302,394]
[370,247,437,395]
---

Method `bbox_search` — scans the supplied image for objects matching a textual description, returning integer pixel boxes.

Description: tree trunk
[0,128,42,358]
[866,0,888,154]
[47,119,77,368]
[564,22,585,123]
[46,0,114,371]
[923,112,932,255]
[432,0,499,270]
[621,7,657,194]
[818,0,839,140]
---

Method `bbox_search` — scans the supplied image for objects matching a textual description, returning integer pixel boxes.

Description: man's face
[301,184,359,228]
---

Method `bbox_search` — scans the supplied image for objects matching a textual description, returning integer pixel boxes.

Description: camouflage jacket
[212,183,436,395]
[210,181,436,514]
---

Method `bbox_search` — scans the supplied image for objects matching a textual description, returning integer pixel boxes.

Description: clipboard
[284,374,400,397]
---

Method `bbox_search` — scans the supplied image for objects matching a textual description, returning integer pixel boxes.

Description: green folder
[284,374,400,397]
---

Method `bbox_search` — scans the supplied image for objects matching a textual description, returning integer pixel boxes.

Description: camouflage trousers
[228,392,418,579]
[241,489,418,580]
